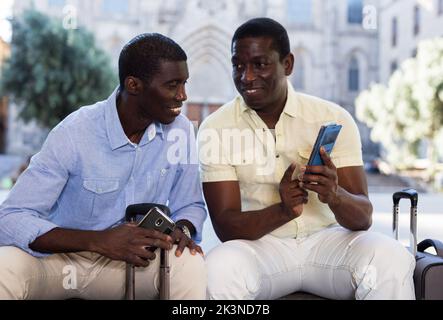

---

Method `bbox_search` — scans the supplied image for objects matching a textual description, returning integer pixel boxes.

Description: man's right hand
[279,163,309,219]
[93,224,174,268]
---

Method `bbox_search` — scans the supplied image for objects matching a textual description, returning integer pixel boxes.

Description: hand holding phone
[137,207,176,252]
[307,123,342,167]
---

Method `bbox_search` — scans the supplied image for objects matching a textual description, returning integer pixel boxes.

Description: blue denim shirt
[0,89,207,257]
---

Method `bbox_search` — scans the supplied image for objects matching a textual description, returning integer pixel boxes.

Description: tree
[0,9,117,129]
[356,38,443,178]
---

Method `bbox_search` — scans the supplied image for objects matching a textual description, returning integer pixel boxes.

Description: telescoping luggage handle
[393,189,418,257]
[124,203,171,300]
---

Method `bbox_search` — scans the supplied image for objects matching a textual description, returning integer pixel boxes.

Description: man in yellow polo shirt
[198,18,415,300]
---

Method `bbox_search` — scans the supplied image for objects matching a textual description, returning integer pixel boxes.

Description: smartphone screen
[307,124,342,167]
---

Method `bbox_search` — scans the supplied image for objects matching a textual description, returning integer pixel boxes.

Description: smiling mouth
[168,106,182,116]
[243,88,263,96]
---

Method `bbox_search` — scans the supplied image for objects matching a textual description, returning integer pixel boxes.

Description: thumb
[281,163,297,182]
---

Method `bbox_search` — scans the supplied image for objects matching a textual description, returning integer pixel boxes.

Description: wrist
[278,202,294,220]
[176,220,195,237]
[329,187,344,209]
[87,230,105,254]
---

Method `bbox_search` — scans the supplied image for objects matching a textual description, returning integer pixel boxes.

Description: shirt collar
[105,87,165,151]
[238,80,298,118]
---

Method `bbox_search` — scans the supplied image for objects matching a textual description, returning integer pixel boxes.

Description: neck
[256,92,288,129]
[116,90,152,144]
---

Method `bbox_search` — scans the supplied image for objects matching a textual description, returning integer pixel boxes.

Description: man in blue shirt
[0,33,207,300]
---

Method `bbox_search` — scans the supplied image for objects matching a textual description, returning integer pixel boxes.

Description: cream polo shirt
[198,82,364,239]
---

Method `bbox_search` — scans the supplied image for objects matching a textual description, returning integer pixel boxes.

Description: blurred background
[0,0,442,251]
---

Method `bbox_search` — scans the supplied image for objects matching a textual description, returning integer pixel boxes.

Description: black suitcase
[393,189,443,300]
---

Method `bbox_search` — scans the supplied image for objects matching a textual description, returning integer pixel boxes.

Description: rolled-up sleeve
[168,124,207,243]
[0,125,74,257]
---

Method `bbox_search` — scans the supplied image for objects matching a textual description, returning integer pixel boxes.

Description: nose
[241,65,256,84]
[175,85,187,102]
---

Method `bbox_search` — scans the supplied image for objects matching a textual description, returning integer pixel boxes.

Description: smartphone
[307,123,342,167]
[137,207,176,252]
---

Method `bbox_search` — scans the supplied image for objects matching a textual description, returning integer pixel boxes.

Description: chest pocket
[298,149,312,166]
[83,179,119,194]
[82,178,120,218]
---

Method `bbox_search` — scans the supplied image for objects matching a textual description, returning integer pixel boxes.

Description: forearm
[29,228,103,254]
[213,203,293,242]
[329,186,373,231]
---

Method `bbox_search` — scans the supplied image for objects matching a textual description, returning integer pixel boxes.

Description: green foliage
[356,38,443,171]
[0,10,117,129]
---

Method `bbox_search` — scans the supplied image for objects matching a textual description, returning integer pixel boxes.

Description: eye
[232,63,244,70]
[167,81,179,89]
[256,62,267,69]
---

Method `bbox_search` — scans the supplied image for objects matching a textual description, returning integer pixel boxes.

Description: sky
[0,0,14,42]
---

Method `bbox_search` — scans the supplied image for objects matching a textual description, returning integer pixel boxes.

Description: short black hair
[232,18,290,60]
[118,33,187,90]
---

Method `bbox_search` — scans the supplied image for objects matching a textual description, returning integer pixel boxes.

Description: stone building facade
[10,0,383,158]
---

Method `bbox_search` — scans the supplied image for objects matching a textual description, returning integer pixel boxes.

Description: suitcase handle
[393,189,418,257]
[417,239,443,257]
[125,203,171,222]
[393,189,418,207]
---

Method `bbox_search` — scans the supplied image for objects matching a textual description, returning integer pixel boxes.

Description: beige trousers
[0,245,207,300]
[207,227,416,300]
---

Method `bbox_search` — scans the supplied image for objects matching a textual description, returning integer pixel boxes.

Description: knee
[350,233,415,280]
[167,247,207,299]
[171,247,206,284]
[0,247,38,299]
[206,241,260,300]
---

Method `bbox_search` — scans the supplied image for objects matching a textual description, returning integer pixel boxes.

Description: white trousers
[206,226,416,300]
[0,245,207,300]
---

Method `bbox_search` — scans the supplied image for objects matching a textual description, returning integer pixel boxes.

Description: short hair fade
[232,17,291,60]
[118,33,187,90]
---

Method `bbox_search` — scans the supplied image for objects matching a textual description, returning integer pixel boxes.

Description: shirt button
[161,169,167,176]
[276,154,280,158]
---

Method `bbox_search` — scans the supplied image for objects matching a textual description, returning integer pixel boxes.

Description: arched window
[348,57,359,92]
[391,17,398,47]
[287,0,312,25]
[413,5,421,36]
[293,55,305,90]
[347,0,363,24]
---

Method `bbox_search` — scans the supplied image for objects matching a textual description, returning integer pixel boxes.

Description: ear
[283,53,295,76]
[124,77,143,96]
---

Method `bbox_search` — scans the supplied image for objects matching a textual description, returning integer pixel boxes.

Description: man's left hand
[301,147,340,207]
[170,228,204,258]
